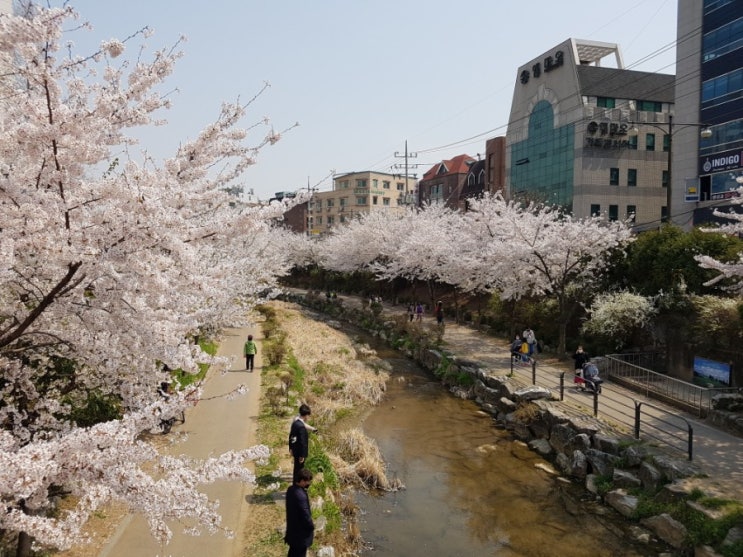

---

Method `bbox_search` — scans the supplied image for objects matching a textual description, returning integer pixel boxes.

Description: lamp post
[629,115,712,225]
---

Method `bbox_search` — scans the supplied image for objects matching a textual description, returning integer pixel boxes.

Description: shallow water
[357,354,663,557]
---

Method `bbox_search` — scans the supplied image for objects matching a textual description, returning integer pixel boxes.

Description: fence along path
[324,292,743,502]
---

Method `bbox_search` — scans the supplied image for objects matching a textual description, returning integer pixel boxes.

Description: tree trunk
[16,531,31,557]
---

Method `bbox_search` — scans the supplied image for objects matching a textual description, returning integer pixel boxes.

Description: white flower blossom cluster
[303,193,633,354]
[0,5,297,552]
[581,291,656,347]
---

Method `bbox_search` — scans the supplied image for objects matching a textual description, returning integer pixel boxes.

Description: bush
[263,335,288,366]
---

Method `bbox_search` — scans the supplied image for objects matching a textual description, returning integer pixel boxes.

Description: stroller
[574,361,603,394]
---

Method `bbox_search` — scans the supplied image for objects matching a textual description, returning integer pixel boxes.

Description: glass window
[372,179,378,188]
[590,204,600,217]
[661,206,668,221]
[627,135,638,150]
[316,216,322,225]
[397,182,405,191]
[356,179,367,188]
[637,100,662,112]
[628,169,637,186]
[383,197,390,206]
[608,205,618,222]
[597,97,615,108]
[626,205,636,222]
[610,168,619,186]
[339,197,346,207]
[326,199,334,207]
[662,170,669,188]
[372,196,378,205]
[356,196,367,205]
[646,133,656,151]
[383,181,391,189]
[663,134,670,152]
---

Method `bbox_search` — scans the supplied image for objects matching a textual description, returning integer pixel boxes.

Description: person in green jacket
[243,334,257,371]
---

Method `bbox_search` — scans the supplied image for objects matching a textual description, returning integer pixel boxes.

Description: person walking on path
[435,301,444,325]
[284,467,314,557]
[407,303,415,322]
[243,334,257,371]
[289,404,317,482]
[415,302,424,322]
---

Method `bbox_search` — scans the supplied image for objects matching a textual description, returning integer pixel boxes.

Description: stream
[354,343,665,556]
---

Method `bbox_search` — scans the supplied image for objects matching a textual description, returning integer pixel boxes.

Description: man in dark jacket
[288,404,316,482]
[285,468,314,557]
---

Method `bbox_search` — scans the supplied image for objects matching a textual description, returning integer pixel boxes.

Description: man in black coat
[288,404,316,482]
[285,468,314,557]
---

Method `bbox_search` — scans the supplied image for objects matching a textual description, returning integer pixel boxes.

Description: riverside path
[98,323,262,557]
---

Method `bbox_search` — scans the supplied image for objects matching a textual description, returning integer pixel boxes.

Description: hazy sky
[59,0,678,200]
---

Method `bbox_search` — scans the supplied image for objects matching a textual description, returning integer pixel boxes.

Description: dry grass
[329,428,404,492]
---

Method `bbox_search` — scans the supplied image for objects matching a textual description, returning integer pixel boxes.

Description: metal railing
[634,399,693,460]
[604,353,737,417]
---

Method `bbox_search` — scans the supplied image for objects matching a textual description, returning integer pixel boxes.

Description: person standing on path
[435,301,444,325]
[243,334,257,371]
[415,302,424,322]
[289,404,317,482]
[572,345,589,372]
[284,468,314,557]
[522,327,537,357]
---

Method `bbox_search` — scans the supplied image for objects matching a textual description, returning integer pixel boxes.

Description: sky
[57,0,679,201]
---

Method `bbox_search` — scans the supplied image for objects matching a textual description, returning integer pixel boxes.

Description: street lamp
[628,115,712,224]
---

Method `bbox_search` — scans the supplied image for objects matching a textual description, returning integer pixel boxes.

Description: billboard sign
[693,356,731,387]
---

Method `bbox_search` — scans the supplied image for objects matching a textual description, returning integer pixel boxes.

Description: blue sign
[693,356,731,386]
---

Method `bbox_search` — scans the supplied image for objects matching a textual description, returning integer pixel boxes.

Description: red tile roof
[422,154,476,180]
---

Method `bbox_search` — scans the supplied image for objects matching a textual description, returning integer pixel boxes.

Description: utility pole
[393,140,418,205]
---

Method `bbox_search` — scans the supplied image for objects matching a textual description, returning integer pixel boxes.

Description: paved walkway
[333,292,743,502]
[99,323,262,557]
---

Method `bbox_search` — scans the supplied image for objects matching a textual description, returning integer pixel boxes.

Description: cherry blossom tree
[696,189,743,292]
[0,4,298,552]
[461,194,634,355]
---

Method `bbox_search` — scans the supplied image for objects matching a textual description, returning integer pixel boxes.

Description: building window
[646,133,655,151]
[356,179,367,188]
[661,206,668,220]
[397,182,405,191]
[597,97,615,108]
[339,197,346,207]
[326,199,334,208]
[637,100,662,112]
[628,169,637,187]
[356,196,367,205]
[339,180,349,189]
[383,180,390,189]
[316,216,322,225]
[662,170,669,188]
[340,215,346,223]
[627,135,638,150]
[663,134,670,152]
[626,205,636,222]
[372,179,378,188]
[372,196,378,205]
[383,197,390,206]
[610,168,619,186]
[590,204,601,217]
[608,205,618,221]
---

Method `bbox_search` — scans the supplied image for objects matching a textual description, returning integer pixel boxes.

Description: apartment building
[307,171,410,235]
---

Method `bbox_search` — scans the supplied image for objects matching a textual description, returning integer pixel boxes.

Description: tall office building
[506,38,675,228]
[676,0,743,227]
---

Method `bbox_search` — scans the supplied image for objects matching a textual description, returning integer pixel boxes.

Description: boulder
[528,438,553,457]
[694,545,723,557]
[622,444,649,467]
[584,448,617,477]
[555,452,571,475]
[605,489,639,518]
[612,469,642,489]
[568,417,601,436]
[722,526,743,548]
[566,433,591,454]
[638,461,662,491]
[549,423,576,453]
[641,513,688,549]
[652,455,699,481]
[592,434,621,455]
[317,546,336,557]
[570,450,588,479]
[514,385,552,402]
[496,396,517,413]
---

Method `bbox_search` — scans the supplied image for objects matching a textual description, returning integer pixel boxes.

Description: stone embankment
[287,291,743,556]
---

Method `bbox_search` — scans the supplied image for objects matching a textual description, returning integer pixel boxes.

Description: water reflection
[358,358,661,556]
